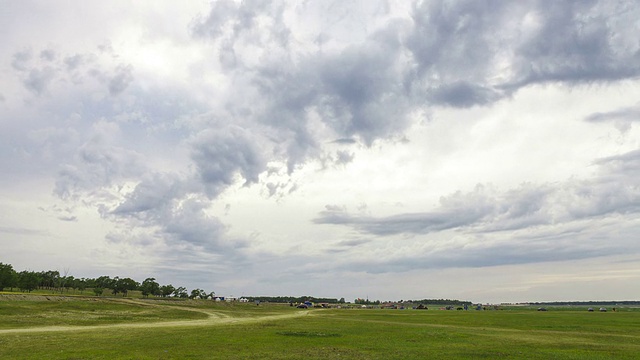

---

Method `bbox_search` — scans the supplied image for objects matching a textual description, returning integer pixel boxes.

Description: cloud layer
[2,0,640,303]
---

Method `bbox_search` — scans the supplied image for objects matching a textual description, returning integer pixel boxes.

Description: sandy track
[0,298,311,335]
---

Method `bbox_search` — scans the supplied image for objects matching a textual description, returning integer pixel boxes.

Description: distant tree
[94,276,113,289]
[111,276,121,296]
[62,275,75,293]
[93,287,104,296]
[140,278,160,298]
[75,278,87,293]
[38,270,60,291]
[160,284,175,297]
[197,289,209,299]
[190,289,201,299]
[0,263,18,290]
[58,268,71,293]
[173,287,188,298]
[115,277,139,297]
[18,271,40,292]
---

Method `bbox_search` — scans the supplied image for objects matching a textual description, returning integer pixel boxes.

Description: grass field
[1,295,639,359]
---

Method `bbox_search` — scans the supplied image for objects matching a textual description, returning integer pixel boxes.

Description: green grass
[0,296,206,328]
[1,296,640,359]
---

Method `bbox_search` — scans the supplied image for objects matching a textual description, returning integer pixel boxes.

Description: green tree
[75,278,87,293]
[0,263,18,290]
[38,270,60,291]
[160,284,175,297]
[93,287,104,296]
[94,275,113,289]
[173,286,188,298]
[62,275,75,293]
[111,276,120,296]
[140,278,160,298]
[189,289,211,299]
[18,271,40,292]
[115,277,139,297]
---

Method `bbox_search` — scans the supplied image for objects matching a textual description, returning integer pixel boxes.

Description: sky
[2,0,640,304]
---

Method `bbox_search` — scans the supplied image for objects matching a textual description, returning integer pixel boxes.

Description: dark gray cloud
[110,174,188,217]
[332,138,357,145]
[428,81,502,108]
[186,0,640,184]
[40,49,56,61]
[23,67,56,95]
[586,106,640,123]
[108,173,236,253]
[191,8,415,177]
[585,105,640,132]
[64,54,84,71]
[315,184,515,235]
[57,216,77,222]
[11,49,32,71]
[108,64,134,96]
[336,238,372,247]
[509,0,640,87]
[315,205,486,236]
[407,0,640,105]
[191,126,267,198]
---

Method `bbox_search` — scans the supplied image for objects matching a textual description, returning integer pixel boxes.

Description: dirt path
[0,299,312,335]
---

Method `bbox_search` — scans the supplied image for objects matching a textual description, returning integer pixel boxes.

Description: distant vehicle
[599,307,607,312]
[296,304,308,309]
[588,308,594,312]
[537,307,547,311]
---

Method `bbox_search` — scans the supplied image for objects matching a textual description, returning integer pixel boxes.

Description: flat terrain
[1,295,639,359]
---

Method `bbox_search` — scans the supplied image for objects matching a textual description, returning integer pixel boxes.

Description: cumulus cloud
[185,0,640,183]
[191,125,268,198]
[107,173,241,255]
[314,146,640,272]
[316,164,640,237]
[406,0,640,104]
[54,121,147,200]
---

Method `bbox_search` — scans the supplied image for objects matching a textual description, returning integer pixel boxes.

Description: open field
[1,295,640,359]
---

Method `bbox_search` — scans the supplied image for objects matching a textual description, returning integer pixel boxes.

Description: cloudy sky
[2,0,640,303]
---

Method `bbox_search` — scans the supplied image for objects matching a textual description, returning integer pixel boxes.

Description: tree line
[0,262,213,299]
[244,296,344,304]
